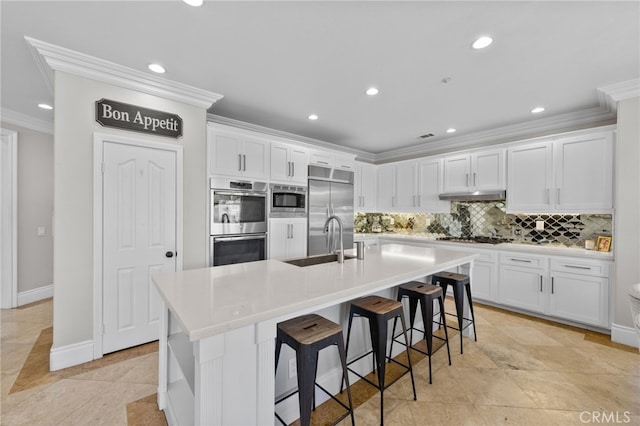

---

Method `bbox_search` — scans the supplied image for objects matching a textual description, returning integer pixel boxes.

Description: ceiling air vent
[418,133,435,139]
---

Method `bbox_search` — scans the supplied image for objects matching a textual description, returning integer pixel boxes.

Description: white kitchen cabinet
[395,160,419,210]
[507,128,613,213]
[498,253,548,314]
[269,218,307,260]
[208,125,270,179]
[417,157,450,213]
[548,257,610,328]
[309,151,355,172]
[441,245,498,302]
[270,142,308,184]
[354,161,377,211]
[443,149,505,193]
[376,164,396,210]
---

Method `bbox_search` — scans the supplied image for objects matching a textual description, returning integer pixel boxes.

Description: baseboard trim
[17,285,53,306]
[49,339,94,371]
[610,323,639,348]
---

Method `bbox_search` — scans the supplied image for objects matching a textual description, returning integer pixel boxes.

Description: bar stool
[432,271,477,354]
[390,281,451,384]
[342,295,417,425]
[275,314,355,426]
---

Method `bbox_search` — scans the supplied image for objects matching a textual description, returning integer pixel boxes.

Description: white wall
[0,122,53,298]
[52,71,208,353]
[613,96,640,331]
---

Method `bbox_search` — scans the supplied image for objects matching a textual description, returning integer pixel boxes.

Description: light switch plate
[37,226,46,236]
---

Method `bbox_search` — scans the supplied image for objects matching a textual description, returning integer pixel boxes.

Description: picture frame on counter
[595,235,612,252]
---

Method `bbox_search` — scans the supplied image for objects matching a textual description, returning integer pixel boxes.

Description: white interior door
[0,129,17,309]
[102,141,177,354]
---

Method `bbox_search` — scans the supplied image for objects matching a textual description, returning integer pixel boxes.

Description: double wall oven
[210,178,268,267]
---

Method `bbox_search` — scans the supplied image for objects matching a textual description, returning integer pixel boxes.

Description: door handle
[243,154,246,171]
[551,277,554,294]
[165,251,174,258]
[539,275,543,292]
[473,172,477,186]
[238,154,242,171]
[556,188,560,204]
[465,173,469,187]
[291,162,294,177]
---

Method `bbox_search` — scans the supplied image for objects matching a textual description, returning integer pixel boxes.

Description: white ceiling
[1,1,638,156]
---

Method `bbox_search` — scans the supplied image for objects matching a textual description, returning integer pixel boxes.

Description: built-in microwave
[270,184,306,217]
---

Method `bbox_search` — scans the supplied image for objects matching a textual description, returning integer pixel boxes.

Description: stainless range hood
[438,190,506,202]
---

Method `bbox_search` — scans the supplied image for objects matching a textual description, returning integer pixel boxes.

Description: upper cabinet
[270,142,308,184]
[507,129,613,213]
[443,148,506,193]
[375,158,450,213]
[309,150,356,172]
[208,124,270,180]
[354,161,377,212]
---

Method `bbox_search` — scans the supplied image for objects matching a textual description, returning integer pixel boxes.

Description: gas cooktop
[436,236,512,245]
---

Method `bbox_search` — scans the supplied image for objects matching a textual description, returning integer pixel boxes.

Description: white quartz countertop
[152,244,478,342]
[357,233,614,260]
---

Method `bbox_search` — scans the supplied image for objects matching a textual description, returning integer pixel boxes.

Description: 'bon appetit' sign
[95,99,183,138]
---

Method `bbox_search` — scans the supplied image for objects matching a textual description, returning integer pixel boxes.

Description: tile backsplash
[354,201,612,248]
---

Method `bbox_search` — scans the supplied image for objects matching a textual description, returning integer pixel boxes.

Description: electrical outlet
[288,358,297,378]
[514,229,522,236]
[425,218,431,227]
[535,220,545,231]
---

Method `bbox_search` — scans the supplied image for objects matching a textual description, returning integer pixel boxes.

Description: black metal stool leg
[438,295,452,366]
[398,312,417,401]
[336,337,356,426]
[465,282,478,341]
[453,282,465,354]
[419,295,434,384]
[296,346,317,426]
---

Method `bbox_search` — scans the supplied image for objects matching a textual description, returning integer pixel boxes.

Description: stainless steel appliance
[307,165,354,256]
[210,178,268,266]
[269,183,306,218]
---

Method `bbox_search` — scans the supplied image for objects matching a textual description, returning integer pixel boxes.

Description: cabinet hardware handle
[413,195,416,206]
[511,258,532,263]
[466,173,469,187]
[318,161,329,165]
[292,162,294,177]
[565,265,591,270]
[392,196,395,207]
[418,195,421,206]
[556,188,560,204]
[361,196,364,207]
[287,161,291,177]
[551,277,554,294]
[238,154,242,171]
[540,275,543,292]
[243,154,246,171]
[546,188,550,204]
[473,172,477,186]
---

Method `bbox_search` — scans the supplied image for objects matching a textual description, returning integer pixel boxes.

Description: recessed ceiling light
[365,87,379,96]
[183,0,203,6]
[531,107,545,114]
[472,36,493,49]
[308,114,318,121]
[148,63,166,74]
[37,103,53,110]
[446,128,456,133]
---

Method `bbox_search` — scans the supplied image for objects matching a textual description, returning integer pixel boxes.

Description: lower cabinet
[548,258,610,328]
[498,253,548,314]
[269,218,307,260]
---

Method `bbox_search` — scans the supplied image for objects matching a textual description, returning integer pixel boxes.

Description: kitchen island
[152,243,478,425]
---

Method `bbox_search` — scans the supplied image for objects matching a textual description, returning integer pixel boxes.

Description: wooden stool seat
[391,281,451,384]
[275,314,354,426]
[278,314,343,345]
[349,295,403,315]
[432,272,477,354]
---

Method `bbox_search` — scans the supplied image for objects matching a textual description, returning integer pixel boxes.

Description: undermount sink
[284,253,356,267]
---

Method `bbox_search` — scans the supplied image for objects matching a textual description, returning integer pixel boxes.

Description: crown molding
[374,106,617,164]
[25,36,223,110]
[598,78,640,111]
[0,108,54,135]
[207,113,375,162]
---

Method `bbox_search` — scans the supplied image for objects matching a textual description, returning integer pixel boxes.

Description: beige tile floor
[1,298,638,425]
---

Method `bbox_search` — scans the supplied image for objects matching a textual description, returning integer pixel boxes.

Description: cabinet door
[288,219,308,259]
[355,162,377,211]
[472,149,505,191]
[289,148,308,183]
[443,154,471,193]
[334,154,355,171]
[506,141,554,212]
[268,220,290,260]
[209,131,243,177]
[417,158,449,213]
[309,151,333,167]
[499,265,546,313]
[395,161,417,210]
[555,132,613,212]
[471,261,496,302]
[270,143,290,182]
[549,273,609,327]
[241,136,269,179]
[377,164,396,210]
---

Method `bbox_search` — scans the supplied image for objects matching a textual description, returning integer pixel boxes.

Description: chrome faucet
[323,215,344,263]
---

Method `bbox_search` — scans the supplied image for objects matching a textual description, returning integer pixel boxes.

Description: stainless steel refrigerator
[307,165,354,256]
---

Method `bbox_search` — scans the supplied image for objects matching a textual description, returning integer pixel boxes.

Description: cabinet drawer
[500,253,546,269]
[550,258,609,277]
